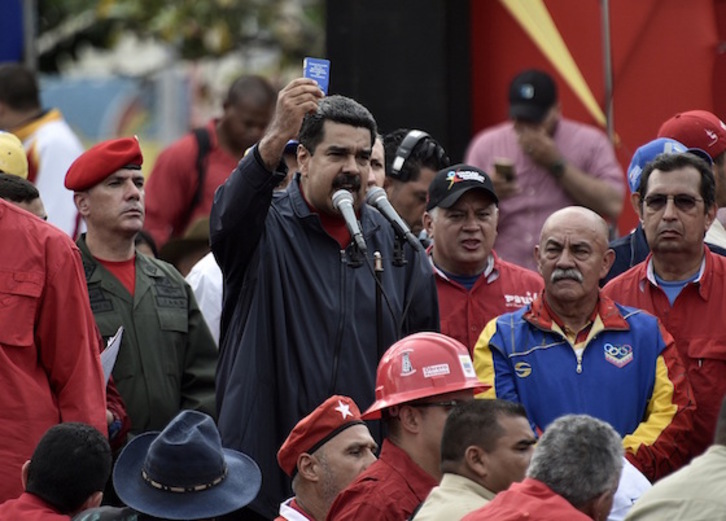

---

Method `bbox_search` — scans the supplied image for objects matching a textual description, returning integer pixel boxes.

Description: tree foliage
[37,0,324,72]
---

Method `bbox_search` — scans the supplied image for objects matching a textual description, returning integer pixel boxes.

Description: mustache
[332,174,362,192]
[551,268,584,283]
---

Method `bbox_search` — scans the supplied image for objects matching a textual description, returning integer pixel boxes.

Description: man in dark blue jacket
[210,78,440,519]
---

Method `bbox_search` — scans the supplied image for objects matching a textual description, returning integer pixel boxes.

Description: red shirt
[434,251,543,354]
[603,247,726,458]
[462,478,591,520]
[144,119,240,247]
[0,492,70,520]
[326,439,438,521]
[0,200,107,502]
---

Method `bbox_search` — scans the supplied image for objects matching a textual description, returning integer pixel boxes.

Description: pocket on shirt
[0,270,43,348]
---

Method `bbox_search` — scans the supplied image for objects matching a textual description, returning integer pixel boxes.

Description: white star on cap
[334,400,353,420]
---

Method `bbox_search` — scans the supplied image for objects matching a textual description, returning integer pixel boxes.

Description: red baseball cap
[65,137,143,191]
[277,395,365,477]
[657,110,726,160]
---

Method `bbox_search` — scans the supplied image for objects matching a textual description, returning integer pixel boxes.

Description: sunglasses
[643,194,704,212]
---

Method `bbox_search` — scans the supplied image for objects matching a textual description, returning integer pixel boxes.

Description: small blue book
[303,57,331,95]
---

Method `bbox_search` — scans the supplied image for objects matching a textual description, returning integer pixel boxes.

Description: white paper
[101,326,123,384]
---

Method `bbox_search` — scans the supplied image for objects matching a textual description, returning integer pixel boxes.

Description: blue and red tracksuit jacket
[474,294,694,482]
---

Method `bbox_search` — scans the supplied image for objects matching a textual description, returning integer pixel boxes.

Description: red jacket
[462,478,591,520]
[0,200,107,502]
[603,248,726,459]
[144,119,240,247]
[326,439,437,521]
[0,492,70,520]
[433,251,543,354]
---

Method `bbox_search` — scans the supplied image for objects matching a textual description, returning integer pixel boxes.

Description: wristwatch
[549,158,566,179]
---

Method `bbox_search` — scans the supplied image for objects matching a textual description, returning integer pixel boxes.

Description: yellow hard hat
[0,131,28,179]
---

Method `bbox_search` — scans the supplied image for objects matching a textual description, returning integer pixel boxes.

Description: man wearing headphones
[326,332,489,521]
[383,128,450,245]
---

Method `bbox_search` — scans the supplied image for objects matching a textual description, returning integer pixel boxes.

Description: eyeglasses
[411,400,466,412]
[643,194,704,212]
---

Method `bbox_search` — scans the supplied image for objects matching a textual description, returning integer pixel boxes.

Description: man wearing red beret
[65,137,218,437]
[275,395,378,521]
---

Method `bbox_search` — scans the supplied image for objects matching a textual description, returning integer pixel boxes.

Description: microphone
[366,187,424,252]
[332,190,367,254]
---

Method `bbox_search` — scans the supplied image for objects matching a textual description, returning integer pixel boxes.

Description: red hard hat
[362,332,490,420]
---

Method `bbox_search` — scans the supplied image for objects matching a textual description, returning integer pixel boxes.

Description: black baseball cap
[426,164,498,211]
[508,69,558,123]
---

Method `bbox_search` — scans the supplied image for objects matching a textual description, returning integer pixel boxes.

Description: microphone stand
[374,252,384,360]
[393,234,407,268]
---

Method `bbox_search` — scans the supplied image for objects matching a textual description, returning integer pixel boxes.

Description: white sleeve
[186,252,222,347]
[29,120,84,236]
[609,457,652,521]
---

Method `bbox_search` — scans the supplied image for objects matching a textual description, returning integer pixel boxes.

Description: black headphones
[389,129,431,181]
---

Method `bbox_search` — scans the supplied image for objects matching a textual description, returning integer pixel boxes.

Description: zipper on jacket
[576,352,583,374]
[329,249,347,394]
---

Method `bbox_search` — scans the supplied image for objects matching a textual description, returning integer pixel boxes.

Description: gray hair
[527,414,623,508]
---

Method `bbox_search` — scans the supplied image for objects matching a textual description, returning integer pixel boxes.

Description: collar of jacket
[77,233,166,285]
[631,224,650,266]
[287,177,381,238]
[639,246,714,301]
[524,291,630,332]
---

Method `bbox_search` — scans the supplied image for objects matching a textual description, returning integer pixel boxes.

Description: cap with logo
[657,110,726,161]
[627,137,713,194]
[508,69,558,123]
[0,131,28,179]
[426,164,498,211]
[627,138,686,193]
[361,332,490,420]
[277,395,365,477]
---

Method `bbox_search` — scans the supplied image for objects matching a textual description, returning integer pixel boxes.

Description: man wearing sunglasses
[603,151,726,464]
[475,206,694,483]
[601,138,726,285]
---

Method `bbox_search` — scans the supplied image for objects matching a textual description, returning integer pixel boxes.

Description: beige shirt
[413,473,496,521]
[706,219,726,250]
[624,445,726,521]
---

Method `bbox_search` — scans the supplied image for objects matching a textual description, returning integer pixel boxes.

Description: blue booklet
[303,57,331,95]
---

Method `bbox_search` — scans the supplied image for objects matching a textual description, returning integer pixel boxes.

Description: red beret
[65,137,143,191]
[277,395,365,477]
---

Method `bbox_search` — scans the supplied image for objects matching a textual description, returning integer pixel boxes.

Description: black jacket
[210,149,440,518]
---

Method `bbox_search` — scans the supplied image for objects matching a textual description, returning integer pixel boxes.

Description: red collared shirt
[433,250,543,355]
[0,201,107,502]
[603,247,726,458]
[326,439,438,521]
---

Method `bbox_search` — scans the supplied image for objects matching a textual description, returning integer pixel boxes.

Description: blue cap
[628,138,713,193]
[627,138,688,193]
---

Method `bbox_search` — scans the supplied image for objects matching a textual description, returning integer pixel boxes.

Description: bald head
[540,207,610,250]
[536,206,614,311]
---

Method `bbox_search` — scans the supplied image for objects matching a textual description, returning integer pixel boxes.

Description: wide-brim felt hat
[113,411,261,520]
